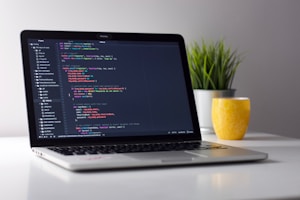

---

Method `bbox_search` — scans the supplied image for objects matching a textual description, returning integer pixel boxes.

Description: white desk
[1,132,300,200]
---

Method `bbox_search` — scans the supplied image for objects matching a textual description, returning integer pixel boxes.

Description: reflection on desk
[1,132,300,200]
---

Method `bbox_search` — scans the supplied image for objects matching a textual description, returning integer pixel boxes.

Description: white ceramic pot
[194,89,235,133]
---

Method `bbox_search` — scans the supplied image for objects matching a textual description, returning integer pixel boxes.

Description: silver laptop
[21,30,267,171]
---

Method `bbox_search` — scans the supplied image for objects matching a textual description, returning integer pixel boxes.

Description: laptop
[20,30,267,171]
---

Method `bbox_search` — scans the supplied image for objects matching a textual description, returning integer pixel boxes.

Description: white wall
[1,0,300,138]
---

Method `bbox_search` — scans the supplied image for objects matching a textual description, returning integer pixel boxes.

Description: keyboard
[48,141,226,156]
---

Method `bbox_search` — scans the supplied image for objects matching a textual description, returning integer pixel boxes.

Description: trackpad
[125,151,197,162]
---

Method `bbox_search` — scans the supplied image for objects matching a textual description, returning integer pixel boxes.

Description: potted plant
[187,39,243,133]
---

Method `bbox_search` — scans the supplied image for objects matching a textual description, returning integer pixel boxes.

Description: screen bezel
[21,30,201,147]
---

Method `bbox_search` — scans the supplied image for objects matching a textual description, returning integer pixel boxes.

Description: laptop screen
[21,31,201,146]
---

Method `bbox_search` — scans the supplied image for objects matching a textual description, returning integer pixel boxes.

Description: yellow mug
[212,97,250,140]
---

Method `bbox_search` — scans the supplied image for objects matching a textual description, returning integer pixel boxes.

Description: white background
[1,0,300,138]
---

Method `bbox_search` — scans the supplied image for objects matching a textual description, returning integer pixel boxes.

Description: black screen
[25,37,196,140]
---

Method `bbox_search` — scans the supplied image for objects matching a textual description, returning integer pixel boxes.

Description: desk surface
[1,132,300,200]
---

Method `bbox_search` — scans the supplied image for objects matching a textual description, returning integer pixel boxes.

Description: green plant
[187,39,243,90]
